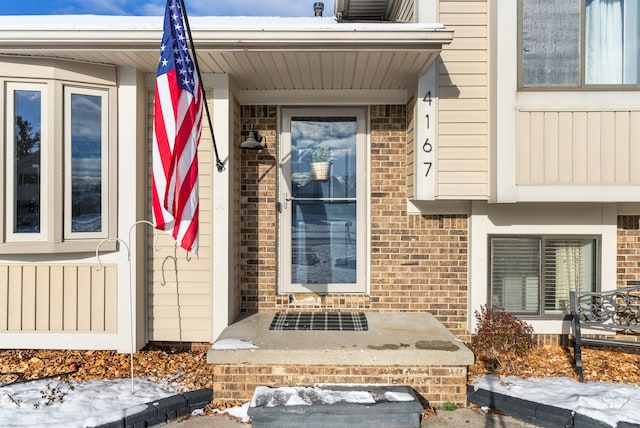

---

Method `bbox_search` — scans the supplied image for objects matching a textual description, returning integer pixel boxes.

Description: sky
[0,0,336,17]
[2,373,640,427]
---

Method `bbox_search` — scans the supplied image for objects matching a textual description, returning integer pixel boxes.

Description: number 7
[424,162,432,177]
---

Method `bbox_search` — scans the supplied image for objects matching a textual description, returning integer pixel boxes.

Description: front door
[279,108,367,294]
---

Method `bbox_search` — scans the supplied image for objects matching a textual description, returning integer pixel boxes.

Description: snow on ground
[211,339,258,350]
[213,402,251,423]
[0,378,176,427]
[250,385,415,407]
[473,375,640,427]
[2,375,640,427]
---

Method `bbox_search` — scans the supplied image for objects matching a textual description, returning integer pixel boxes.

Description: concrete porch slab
[207,312,474,367]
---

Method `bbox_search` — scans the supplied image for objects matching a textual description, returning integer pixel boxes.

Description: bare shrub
[470,305,535,372]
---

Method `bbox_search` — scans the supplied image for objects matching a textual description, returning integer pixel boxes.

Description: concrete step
[248,385,424,428]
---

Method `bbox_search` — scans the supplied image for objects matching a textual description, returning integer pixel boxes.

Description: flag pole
[179,0,225,173]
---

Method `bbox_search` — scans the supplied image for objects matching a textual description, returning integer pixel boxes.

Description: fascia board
[0,26,452,52]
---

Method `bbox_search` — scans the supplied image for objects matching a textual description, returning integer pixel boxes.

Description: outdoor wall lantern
[240,130,264,151]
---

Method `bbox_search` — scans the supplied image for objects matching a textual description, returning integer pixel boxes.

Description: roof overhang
[0,16,453,92]
[334,0,395,21]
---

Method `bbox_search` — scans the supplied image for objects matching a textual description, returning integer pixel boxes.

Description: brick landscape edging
[467,385,640,428]
[92,388,213,428]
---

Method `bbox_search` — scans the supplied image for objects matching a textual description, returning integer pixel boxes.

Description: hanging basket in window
[311,161,330,181]
[311,162,329,181]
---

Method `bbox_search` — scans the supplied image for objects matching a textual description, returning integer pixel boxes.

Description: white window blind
[543,239,596,315]
[490,237,598,317]
[490,238,540,315]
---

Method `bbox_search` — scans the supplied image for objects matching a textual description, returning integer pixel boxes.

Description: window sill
[0,240,118,255]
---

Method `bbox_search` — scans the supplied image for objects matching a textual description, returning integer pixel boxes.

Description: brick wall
[239,106,279,312]
[239,105,469,336]
[618,215,640,288]
[213,363,468,407]
[369,106,468,335]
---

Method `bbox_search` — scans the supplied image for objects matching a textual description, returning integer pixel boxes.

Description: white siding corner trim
[469,201,617,334]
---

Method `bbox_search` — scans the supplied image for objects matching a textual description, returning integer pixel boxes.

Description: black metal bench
[570,286,640,382]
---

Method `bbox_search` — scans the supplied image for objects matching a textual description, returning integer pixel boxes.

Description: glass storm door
[280,108,366,294]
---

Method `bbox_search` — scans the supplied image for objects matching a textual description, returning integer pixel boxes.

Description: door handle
[283,192,292,209]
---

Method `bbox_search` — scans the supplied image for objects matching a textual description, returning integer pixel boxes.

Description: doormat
[269,312,368,331]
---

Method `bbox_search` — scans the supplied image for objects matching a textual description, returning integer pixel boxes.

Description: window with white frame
[489,236,599,317]
[64,87,109,240]
[6,82,48,241]
[3,76,114,252]
[520,0,640,87]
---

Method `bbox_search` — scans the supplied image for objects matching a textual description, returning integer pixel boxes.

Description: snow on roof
[0,15,445,32]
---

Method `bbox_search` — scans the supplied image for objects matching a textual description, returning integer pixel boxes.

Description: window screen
[521,0,640,87]
[521,0,580,86]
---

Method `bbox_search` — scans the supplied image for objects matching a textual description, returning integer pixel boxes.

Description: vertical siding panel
[544,112,559,183]
[600,112,616,183]
[572,112,588,183]
[631,111,640,184]
[35,266,50,331]
[91,266,106,331]
[614,111,630,184]
[517,112,531,184]
[49,266,64,331]
[587,112,601,183]
[21,266,36,330]
[558,112,573,183]
[63,266,78,331]
[0,266,9,330]
[77,266,92,331]
[7,266,22,330]
[529,112,545,184]
[104,266,117,332]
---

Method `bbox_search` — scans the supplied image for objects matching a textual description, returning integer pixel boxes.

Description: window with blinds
[490,236,598,317]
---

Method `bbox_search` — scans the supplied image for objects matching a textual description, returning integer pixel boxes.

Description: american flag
[152,0,203,254]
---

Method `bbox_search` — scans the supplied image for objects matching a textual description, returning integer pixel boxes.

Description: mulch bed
[0,345,214,393]
[468,345,640,385]
[2,344,640,412]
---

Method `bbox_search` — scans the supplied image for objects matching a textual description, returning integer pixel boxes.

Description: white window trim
[494,0,640,203]
[488,234,600,318]
[5,81,49,242]
[0,62,118,254]
[63,86,109,240]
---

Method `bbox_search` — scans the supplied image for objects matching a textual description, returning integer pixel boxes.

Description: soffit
[335,0,393,21]
[0,16,452,91]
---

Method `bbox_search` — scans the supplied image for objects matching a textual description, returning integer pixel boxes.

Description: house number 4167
[422,90,433,178]
[415,65,436,200]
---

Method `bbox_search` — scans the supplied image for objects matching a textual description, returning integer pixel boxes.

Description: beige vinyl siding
[0,264,117,332]
[437,0,489,197]
[146,89,213,343]
[389,0,415,22]
[517,110,640,185]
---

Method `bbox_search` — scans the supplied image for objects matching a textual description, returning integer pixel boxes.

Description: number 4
[423,90,432,105]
